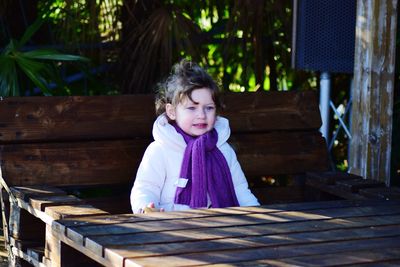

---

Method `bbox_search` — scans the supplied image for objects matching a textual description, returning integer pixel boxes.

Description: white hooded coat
[130,114,260,213]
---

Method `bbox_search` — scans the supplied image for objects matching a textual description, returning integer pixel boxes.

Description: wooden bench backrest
[0,91,330,187]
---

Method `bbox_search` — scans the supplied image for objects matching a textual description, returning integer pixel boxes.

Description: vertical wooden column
[349,0,398,185]
[46,224,61,267]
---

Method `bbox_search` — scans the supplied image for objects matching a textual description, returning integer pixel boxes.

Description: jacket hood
[152,114,231,151]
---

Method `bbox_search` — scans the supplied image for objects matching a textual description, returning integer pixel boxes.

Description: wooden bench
[0,91,398,266]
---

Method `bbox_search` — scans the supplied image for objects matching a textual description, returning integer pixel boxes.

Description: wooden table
[51,199,400,266]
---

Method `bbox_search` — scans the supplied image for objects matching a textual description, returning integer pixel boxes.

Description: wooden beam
[349,0,398,185]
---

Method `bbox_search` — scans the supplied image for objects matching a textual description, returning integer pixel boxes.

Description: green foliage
[34,0,314,94]
[0,17,90,96]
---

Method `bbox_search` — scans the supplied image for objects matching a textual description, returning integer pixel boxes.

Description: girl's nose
[197,108,206,118]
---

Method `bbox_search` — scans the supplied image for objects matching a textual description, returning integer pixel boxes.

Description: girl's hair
[155,59,222,115]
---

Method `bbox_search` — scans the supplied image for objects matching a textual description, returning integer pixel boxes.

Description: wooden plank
[49,229,112,267]
[1,139,149,186]
[11,185,82,211]
[231,131,330,176]
[1,132,328,186]
[359,187,400,200]
[105,220,400,266]
[349,0,397,185]
[341,261,400,267]
[51,208,253,236]
[124,236,400,266]
[0,95,155,143]
[306,180,368,200]
[82,204,400,256]
[46,224,61,266]
[29,195,82,211]
[67,203,400,240]
[53,199,399,230]
[210,250,400,267]
[47,219,108,266]
[81,210,400,248]
[45,205,109,220]
[10,185,67,201]
[221,91,321,132]
[251,247,400,267]
[0,91,320,143]
[336,178,386,193]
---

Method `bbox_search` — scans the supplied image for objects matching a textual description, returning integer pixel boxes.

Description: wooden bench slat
[0,95,155,143]
[123,236,400,267]
[335,178,387,193]
[359,187,400,200]
[105,225,400,265]
[29,195,82,211]
[76,203,400,237]
[45,205,110,220]
[231,131,330,176]
[68,209,400,248]
[222,91,322,132]
[0,92,321,143]
[53,199,399,230]
[256,247,400,267]
[2,132,328,186]
[201,248,400,267]
[81,204,400,256]
[10,185,67,201]
[1,139,149,186]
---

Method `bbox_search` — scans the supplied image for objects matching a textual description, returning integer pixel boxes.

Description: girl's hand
[138,202,165,214]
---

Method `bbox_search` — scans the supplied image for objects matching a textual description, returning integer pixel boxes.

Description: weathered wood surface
[51,200,400,267]
[222,91,322,132]
[306,172,400,201]
[0,91,328,188]
[0,91,321,143]
[1,133,328,187]
[1,140,148,186]
[232,131,329,176]
[349,0,398,184]
[0,91,333,266]
[0,95,156,142]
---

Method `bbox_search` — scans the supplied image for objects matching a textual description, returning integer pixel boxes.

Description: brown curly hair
[155,59,222,115]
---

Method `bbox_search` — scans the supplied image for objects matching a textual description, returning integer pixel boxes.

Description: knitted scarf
[173,124,239,208]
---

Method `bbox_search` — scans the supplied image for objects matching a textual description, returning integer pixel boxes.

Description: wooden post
[349,0,398,185]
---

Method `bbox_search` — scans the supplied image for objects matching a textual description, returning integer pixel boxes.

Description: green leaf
[23,49,90,62]
[15,56,52,96]
[17,18,44,49]
[0,55,19,96]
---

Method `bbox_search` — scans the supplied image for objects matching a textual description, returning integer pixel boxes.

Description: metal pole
[319,72,331,144]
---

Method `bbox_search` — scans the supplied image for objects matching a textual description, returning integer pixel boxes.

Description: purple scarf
[173,124,239,208]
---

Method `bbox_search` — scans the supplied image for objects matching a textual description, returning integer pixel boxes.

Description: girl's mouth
[193,123,207,129]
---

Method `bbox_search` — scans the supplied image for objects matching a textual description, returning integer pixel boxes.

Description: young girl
[130,59,259,213]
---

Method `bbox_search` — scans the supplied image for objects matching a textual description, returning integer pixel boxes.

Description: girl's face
[166,88,217,136]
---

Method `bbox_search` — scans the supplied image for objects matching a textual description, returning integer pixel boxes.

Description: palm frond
[23,49,90,62]
[118,2,204,94]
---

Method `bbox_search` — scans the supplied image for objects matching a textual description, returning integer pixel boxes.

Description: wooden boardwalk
[50,199,400,266]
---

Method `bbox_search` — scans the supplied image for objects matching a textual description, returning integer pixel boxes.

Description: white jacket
[130,114,259,213]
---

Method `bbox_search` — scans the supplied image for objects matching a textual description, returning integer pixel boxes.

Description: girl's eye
[206,106,215,111]
[187,106,196,110]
